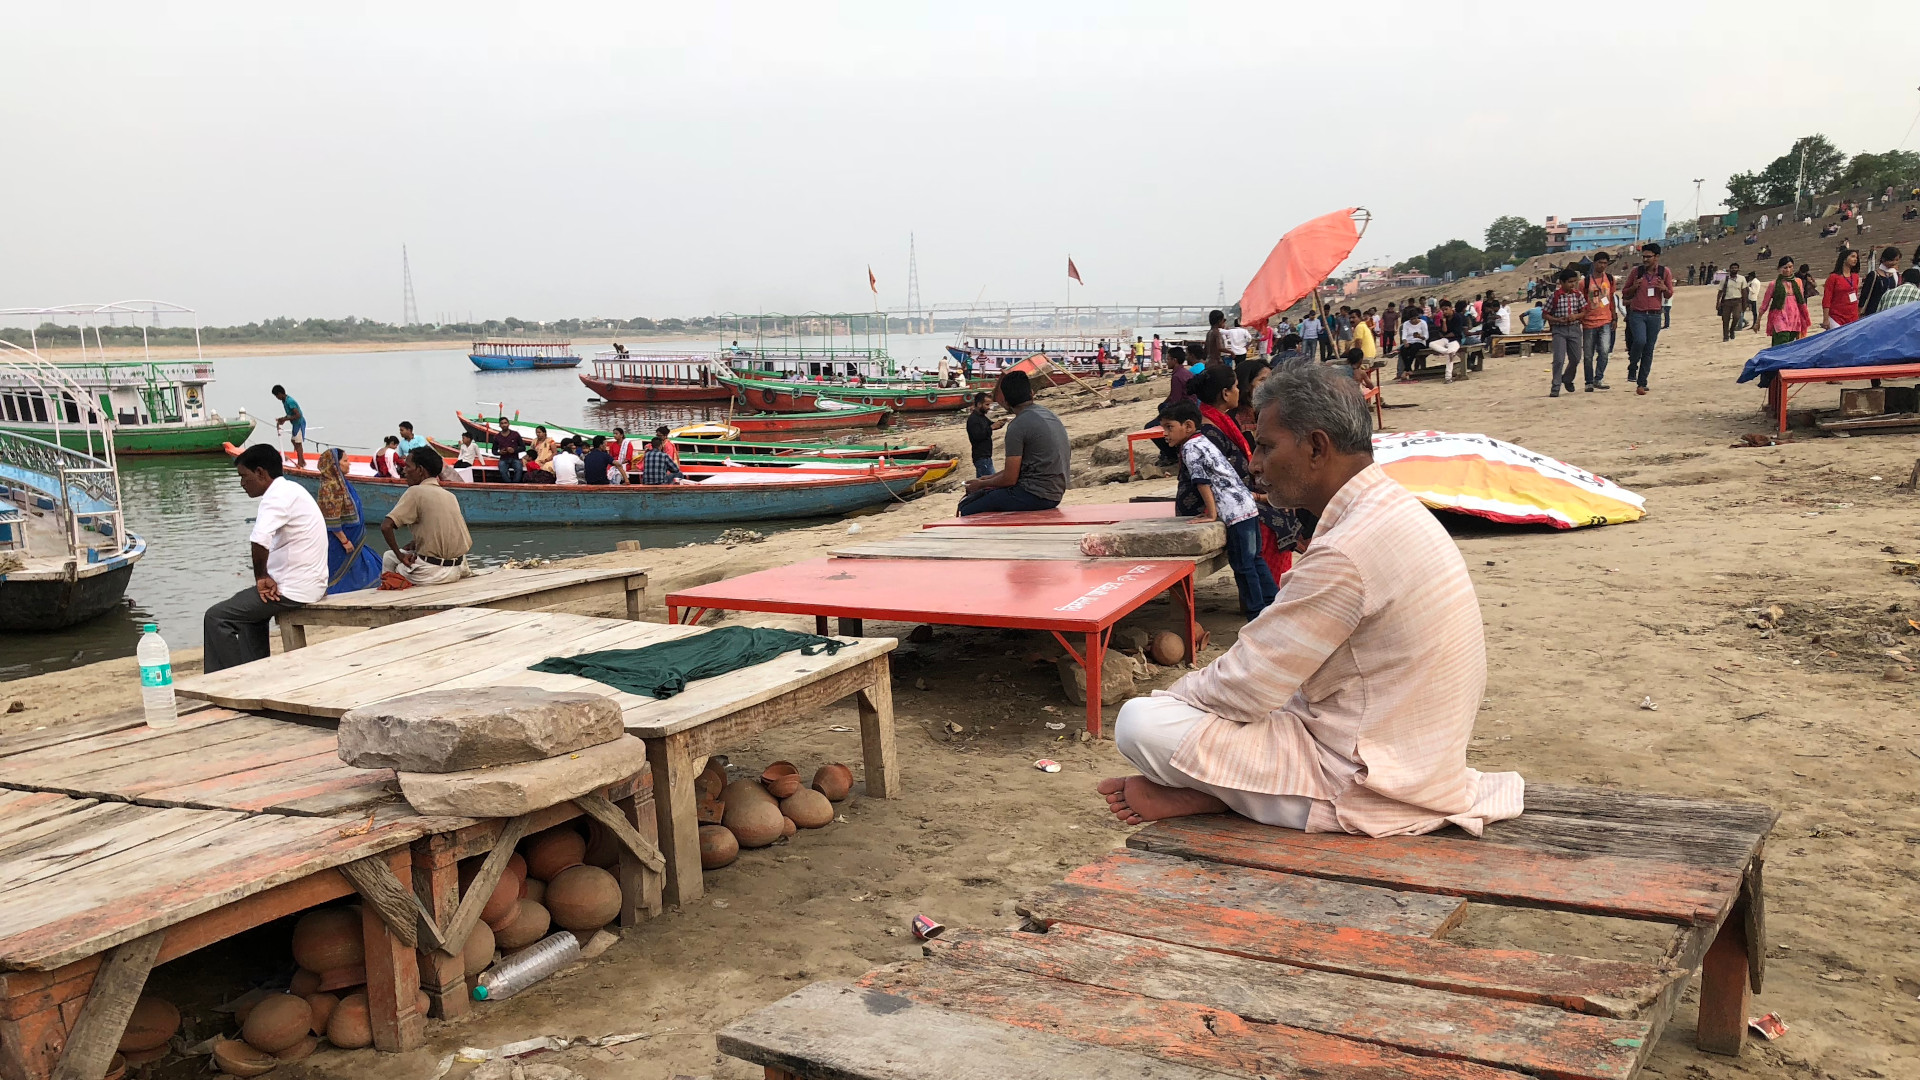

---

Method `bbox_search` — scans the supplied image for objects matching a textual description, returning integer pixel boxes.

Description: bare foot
[1096,776,1228,826]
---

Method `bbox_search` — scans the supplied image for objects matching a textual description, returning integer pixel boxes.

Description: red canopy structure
[1238,207,1370,330]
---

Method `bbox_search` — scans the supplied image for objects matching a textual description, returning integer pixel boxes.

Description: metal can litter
[1034,759,1062,773]
[911,914,945,941]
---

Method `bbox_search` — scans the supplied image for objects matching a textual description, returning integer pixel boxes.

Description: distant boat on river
[469,339,582,371]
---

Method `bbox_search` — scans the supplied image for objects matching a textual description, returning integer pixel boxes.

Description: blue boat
[468,339,583,371]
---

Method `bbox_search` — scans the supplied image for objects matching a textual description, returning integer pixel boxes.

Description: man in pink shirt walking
[1098,364,1523,837]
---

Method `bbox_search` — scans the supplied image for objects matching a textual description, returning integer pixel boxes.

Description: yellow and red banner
[1373,431,1645,529]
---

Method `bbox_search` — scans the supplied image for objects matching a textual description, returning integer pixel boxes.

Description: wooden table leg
[410,834,469,1020]
[814,615,830,635]
[362,873,425,1053]
[1083,630,1106,739]
[855,662,897,799]
[838,617,864,636]
[1696,893,1751,1056]
[279,619,308,651]
[625,584,643,621]
[50,931,163,1080]
[614,791,664,924]
[646,732,703,909]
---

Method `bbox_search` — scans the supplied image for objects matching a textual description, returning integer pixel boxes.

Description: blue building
[1544,201,1665,253]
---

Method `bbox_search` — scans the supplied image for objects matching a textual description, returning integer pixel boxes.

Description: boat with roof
[468,339,583,371]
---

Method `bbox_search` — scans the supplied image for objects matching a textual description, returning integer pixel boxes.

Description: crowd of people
[1713,244,1920,345]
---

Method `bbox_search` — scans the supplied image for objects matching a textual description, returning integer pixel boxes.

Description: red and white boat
[578,354,732,402]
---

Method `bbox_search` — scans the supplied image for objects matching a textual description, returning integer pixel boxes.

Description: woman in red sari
[1822,248,1861,330]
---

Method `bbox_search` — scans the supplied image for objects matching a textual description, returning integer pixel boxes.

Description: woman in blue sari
[315,448,383,593]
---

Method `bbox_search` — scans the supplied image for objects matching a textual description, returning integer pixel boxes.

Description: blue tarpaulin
[1738,303,1920,383]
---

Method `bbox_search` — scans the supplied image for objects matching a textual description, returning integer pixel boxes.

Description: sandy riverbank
[4,293,1916,1078]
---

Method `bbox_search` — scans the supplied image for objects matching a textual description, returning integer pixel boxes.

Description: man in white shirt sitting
[551,439,586,485]
[204,444,327,671]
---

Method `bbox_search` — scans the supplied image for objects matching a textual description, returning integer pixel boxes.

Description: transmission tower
[401,245,420,327]
[905,233,922,332]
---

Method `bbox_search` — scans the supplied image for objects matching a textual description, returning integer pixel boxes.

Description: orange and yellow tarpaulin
[1373,431,1645,529]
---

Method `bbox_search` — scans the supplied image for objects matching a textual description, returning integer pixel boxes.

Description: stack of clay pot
[210,904,437,1073]
[453,820,626,992]
[697,759,853,869]
[115,994,179,1073]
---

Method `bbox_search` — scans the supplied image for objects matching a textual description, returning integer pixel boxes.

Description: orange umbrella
[1238,207,1370,330]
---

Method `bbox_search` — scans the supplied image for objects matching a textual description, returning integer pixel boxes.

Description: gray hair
[1251,362,1373,455]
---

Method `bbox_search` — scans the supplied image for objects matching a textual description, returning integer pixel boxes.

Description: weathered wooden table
[832,520,1228,580]
[719,785,1777,1080]
[178,606,899,911]
[276,564,652,650]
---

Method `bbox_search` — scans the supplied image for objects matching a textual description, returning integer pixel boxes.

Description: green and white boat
[0,301,252,455]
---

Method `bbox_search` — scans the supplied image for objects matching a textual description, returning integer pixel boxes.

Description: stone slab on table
[338,686,624,772]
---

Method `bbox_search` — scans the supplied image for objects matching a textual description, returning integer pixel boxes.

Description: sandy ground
[5,291,1918,1078]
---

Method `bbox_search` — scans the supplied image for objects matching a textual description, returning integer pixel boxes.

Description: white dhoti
[1113,696,1314,830]
[382,550,467,586]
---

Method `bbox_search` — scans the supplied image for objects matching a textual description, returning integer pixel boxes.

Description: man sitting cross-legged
[1099,363,1524,837]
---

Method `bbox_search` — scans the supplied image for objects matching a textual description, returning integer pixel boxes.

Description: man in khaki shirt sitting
[380,448,473,586]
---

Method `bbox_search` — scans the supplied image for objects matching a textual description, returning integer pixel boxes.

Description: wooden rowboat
[722,374,974,414]
[455,414,934,458]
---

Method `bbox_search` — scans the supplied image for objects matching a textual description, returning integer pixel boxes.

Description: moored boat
[232,444,933,525]
[469,340,582,371]
[730,405,890,431]
[579,354,731,402]
[456,413,932,457]
[721,373,973,414]
[0,347,144,630]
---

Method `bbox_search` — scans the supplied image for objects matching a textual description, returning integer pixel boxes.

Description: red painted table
[1764,362,1920,432]
[924,503,1177,528]
[666,558,1197,738]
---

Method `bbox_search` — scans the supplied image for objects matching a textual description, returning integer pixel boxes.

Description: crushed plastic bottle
[137,624,176,729]
[472,931,581,1000]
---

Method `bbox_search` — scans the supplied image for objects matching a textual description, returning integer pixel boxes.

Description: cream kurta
[1164,463,1524,836]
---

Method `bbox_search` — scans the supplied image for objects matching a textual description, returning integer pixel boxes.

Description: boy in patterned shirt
[1161,399,1277,618]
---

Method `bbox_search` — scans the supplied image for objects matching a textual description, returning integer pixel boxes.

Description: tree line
[1390,216,1549,281]
[1725,135,1920,211]
[0,314,729,350]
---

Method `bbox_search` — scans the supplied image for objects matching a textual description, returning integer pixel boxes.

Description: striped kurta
[1164,464,1524,836]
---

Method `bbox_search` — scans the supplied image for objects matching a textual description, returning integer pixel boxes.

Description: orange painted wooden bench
[718,784,1776,1080]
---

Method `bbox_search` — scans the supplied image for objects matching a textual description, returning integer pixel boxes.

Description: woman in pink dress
[1754,256,1811,346]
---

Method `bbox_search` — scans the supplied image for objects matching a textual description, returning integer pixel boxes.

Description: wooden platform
[277,564,651,649]
[179,606,900,910]
[719,785,1778,1080]
[832,520,1227,579]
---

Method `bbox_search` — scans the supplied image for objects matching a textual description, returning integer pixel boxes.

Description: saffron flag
[1067,257,1083,284]
[868,267,877,294]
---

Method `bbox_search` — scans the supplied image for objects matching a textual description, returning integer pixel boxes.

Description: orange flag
[868,267,877,294]
[1067,257,1084,284]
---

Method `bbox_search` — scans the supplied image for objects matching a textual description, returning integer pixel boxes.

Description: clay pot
[698,824,738,869]
[523,827,588,882]
[723,794,785,848]
[479,866,525,930]
[290,906,364,975]
[781,789,835,829]
[760,761,803,799]
[1149,630,1185,666]
[507,852,528,881]
[495,898,552,950]
[416,988,432,1016]
[583,819,620,868]
[315,965,366,993]
[303,992,338,1036]
[118,995,179,1053]
[274,1035,320,1063]
[288,968,321,996]
[524,878,546,905]
[908,623,935,643]
[545,865,622,931]
[781,816,798,838]
[696,757,729,824]
[722,776,775,807]
[462,920,496,977]
[211,1038,277,1077]
[103,1053,127,1080]
[121,1046,167,1067]
[811,763,853,802]
[325,992,373,1049]
[241,992,311,1054]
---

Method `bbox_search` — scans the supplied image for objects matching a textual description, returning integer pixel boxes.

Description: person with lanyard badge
[1754,255,1811,347]
[1545,268,1589,397]
[1580,252,1617,392]
[1859,246,1903,316]
[271,384,308,468]
[1621,243,1674,394]
[379,448,473,586]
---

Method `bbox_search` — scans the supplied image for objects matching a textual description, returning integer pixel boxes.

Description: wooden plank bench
[176,606,898,913]
[717,784,1776,1080]
[276,564,652,650]
[1486,331,1552,357]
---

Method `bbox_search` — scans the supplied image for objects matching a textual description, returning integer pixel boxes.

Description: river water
[1,333,976,679]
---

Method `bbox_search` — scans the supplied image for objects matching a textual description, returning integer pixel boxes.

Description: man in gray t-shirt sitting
[958,370,1070,516]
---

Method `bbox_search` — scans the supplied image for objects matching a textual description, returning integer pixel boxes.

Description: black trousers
[204,585,304,672]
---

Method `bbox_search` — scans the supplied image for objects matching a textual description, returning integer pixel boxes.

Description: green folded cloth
[530,626,846,699]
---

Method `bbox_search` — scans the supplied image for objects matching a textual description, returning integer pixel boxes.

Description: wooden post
[647,731,704,909]
[361,895,425,1053]
[278,619,308,652]
[1696,894,1751,1055]
[410,834,469,1020]
[855,669,897,800]
[838,617,864,637]
[49,931,163,1080]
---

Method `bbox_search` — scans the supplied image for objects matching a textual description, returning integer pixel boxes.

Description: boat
[729,405,890,431]
[722,344,897,383]
[721,373,974,414]
[0,346,145,630]
[451,415,939,461]
[578,353,732,402]
[948,335,1122,372]
[426,436,958,490]
[468,340,583,371]
[0,301,254,454]
[232,444,935,525]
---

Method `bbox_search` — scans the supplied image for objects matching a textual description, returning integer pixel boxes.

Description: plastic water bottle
[137,624,177,730]
[472,931,580,1000]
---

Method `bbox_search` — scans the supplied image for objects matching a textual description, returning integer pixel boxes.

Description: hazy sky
[6,2,1918,326]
